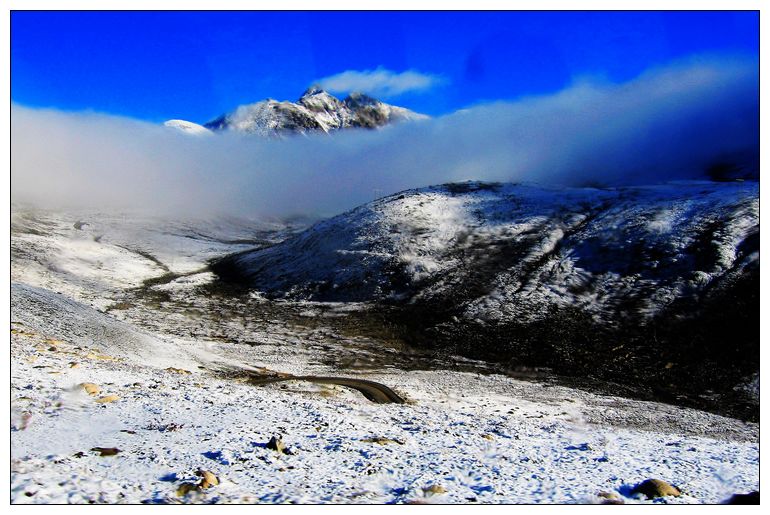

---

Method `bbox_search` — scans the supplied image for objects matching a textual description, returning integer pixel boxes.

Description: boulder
[91,447,120,457]
[630,479,681,499]
[80,383,100,395]
[597,491,624,504]
[196,470,219,489]
[266,435,287,454]
[423,484,447,496]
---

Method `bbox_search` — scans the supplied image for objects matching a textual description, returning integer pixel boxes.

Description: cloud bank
[11,56,758,219]
[315,67,445,97]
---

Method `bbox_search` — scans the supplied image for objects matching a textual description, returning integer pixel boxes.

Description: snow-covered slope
[10,305,759,504]
[213,181,759,418]
[11,283,202,371]
[202,87,427,137]
[214,181,758,307]
[10,202,758,503]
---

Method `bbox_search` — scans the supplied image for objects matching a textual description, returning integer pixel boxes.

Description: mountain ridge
[166,87,427,137]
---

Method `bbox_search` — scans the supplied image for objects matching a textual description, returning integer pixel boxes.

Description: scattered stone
[597,491,624,504]
[197,470,219,488]
[95,395,120,404]
[481,434,495,441]
[630,479,681,499]
[68,362,79,368]
[266,435,287,454]
[107,302,133,311]
[423,484,447,496]
[80,383,100,396]
[176,471,219,496]
[176,483,199,497]
[91,447,121,457]
[165,367,192,375]
[362,437,404,445]
[85,352,117,361]
[723,491,759,504]
[72,451,85,458]
[145,422,184,432]
[16,413,32,430]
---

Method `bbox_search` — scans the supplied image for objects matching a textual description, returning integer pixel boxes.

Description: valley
[9,181,759,504]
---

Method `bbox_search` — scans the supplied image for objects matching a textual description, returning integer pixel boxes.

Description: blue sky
[11,11,758,123]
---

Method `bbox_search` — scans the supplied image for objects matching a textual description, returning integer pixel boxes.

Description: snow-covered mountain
[165,87,427,137]
[213,180,759,418]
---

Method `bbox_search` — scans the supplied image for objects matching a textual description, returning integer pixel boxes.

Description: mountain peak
[300,85,327,98]
[198,88,426,137]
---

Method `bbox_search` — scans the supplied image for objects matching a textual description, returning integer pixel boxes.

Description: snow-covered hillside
[167,87,427,138]
[214,181,758,308]
[9,201,759,503]
[213,181,759,419]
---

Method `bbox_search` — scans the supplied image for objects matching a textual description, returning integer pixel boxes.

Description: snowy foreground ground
[9,204,759,504]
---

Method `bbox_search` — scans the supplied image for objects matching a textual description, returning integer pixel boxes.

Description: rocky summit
[166,87,427,138]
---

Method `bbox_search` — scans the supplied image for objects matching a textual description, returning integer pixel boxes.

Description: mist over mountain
[10,10,760,505]
[11,56,758,218]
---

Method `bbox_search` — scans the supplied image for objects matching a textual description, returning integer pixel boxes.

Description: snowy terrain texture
[216,181,758,308]
[214,181,759,419]
[10,182,759,504]
[9,283,759,504]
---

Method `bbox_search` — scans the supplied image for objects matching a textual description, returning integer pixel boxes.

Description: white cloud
[315,67,445,97]
[11,56,758,219]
